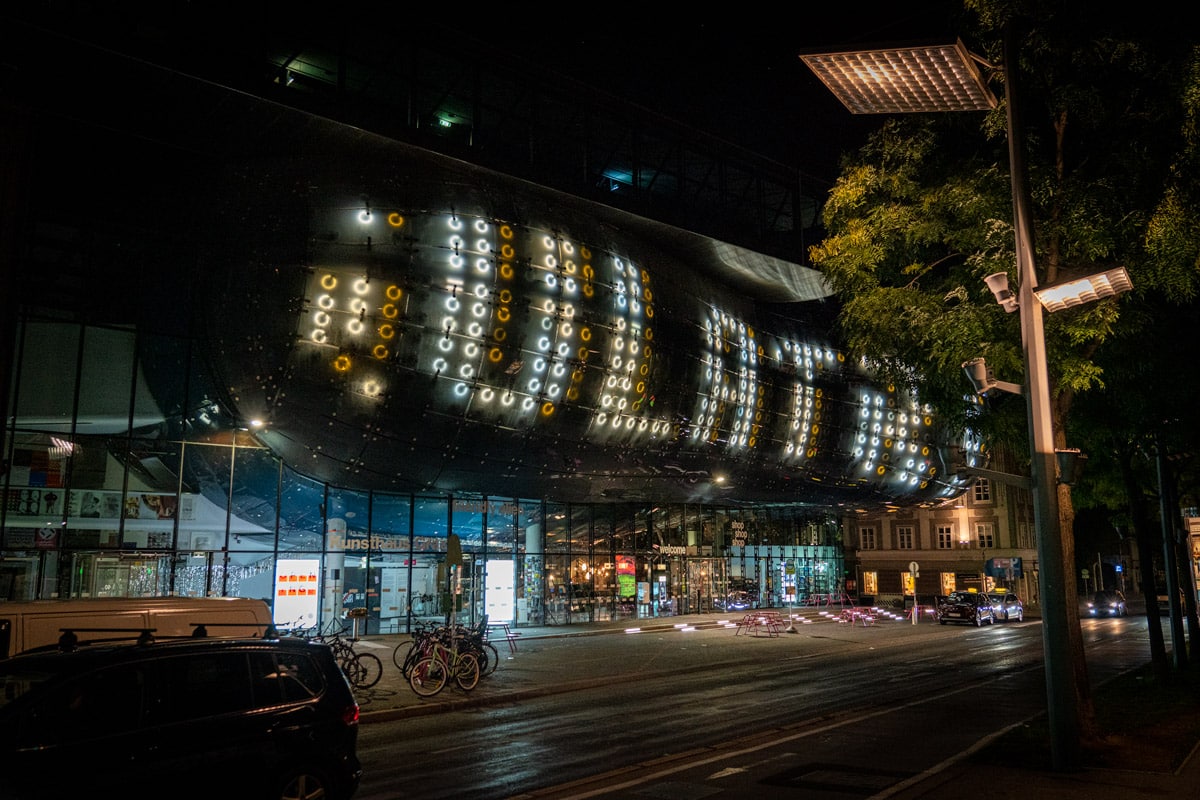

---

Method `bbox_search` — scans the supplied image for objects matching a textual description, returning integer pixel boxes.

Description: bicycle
[395,620,499,679]
[308,622,384,690]
[408,627,480,697]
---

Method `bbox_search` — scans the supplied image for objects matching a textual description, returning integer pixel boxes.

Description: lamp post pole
[1002,23,1082,770]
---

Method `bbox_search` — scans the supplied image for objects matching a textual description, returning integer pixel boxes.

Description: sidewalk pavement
[351,608,1200,800]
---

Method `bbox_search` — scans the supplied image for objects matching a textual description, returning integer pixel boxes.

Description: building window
[862,571,878,595]
[859,526,877,550]
[897,525,914,550]
[973,479,992,503]
[976,522,995,549]
[937,525,954,549]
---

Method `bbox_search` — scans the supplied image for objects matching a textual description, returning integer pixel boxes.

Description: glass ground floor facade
[0,429,844,634]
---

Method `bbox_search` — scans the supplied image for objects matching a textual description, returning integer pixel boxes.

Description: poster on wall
[274,559,321,629]
[616,555,636,598]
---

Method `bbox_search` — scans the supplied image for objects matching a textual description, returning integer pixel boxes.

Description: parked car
[0,631,362,800]
[1088,590,1128,617]
[937,590,996,626]
[988,591,1025,622]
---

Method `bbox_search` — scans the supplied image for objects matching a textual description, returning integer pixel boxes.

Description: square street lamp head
[799,40,997,115]
[1033,266,1133,313]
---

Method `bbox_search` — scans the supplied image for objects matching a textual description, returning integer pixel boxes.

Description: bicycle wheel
[391,638,414,671]
[353,651,383,689]
[453,652,480,691]
[409,656,448,697]
[341,654,366,688]
[480,641,500,676]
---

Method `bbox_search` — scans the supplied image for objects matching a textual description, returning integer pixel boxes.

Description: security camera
[962,358,994,393]
[962,357,1023,396]
[984,272,1019,313]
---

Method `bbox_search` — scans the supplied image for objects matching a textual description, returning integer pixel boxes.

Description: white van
[0,597,274,658]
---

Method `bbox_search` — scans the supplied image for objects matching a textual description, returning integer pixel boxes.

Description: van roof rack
[56,627,158,651]
[189,621,280,638]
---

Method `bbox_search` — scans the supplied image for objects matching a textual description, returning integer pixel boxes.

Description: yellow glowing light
[372,345,389,359]
[334,355,352,372]
[386,285,403,300]
[320,274,337,290]
[378,324,395,339]
[382,304,398,319]
[494,329,507,342]
[489,347,503,362]
[387,212,404,227]
[500,263,513,280]
[500,244,514,259]
[499,224,514,239]
[497,308,511,322]
[567,387,579,401]
[580,327,591,342]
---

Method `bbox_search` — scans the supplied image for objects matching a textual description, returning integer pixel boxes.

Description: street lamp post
[802,24,1130,771]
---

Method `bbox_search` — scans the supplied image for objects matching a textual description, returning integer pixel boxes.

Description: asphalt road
[350,609,1158,799]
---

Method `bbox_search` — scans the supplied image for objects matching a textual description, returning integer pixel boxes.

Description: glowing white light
[349,298,367,315]
[313,311,330,327]
[446,297,460,312]
[311,329,327,344]
[481,388,494,401]
[353,278,369,295]
[347,319,364,335]
[454,383,470,397]
[317,294,335,310]
[475,258,490,273]
[449,255,464,269]
[545,274,558,289]
[432,358,448,371]
[358,210,372,223]
[538,337,551,352]
[465,343,478,357]
[467,322,482,336]
[439,339,453,352]
[459,364,474,379]
[528,378,541,392]
[447,217,463,231]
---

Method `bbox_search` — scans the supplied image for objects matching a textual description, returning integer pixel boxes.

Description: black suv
[0,633,362,800]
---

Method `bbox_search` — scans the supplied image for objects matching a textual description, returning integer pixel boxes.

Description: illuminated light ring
[561,303,576,318]
[500,263,514,279]
[624,418,636,430]
[616,295,627,309]
[333,355,352,372]
[449,255,464,269]
[545,274,558,289]
[464,343,479,357]
[596,412,608,425]
[582,264,594,280]
[499,224,514,239]
[571,369,584,383]
[445,297,460,312]
[606,375,618,388]
[564,278,577,293]
[537,337,551,352]
[639,364,649,377]
[467,322,483,336]
[313,311,330,327]
[386,285,402,301]
[560,322,573,337]
[562,241,574,255]
[583,285,594,298]
[353,278,369,295]
[488,347,504,363]
[460,364,474,379]
[497,308,511,322]
[317,294,335,310]
[481,388,495,401]
[474,219,489,233]
[372,345,389,359]
[876,466,887,476]
[475,258,491,273]
[432,357,448,371]
[547,384,561,398]
[310,329,326,344]
[377,325,395,340]
[542,235,555,249]
[644,328,653,341]
[471,303,486,319]
[522,398,536,411]
[533,358,546,372]
[578,347,589,360]
[611,417,622,429]
[545,254,558,269]
[566,386,580,401]
[494,328,507,342]
[363,381,382,396]
[498,289,513,303]
[438,339,453,352]
[563,259,577,274]
[349,298,367,315]
[528,378,541,392]
[359,210,371,223]
[501,393,514,406]
[611,355,623,369]
[630,300,641,314]
[454,383,470,398]
[556,343,570,356]
[636,381,645,394]
[387,212,404,227]
[500,244,515,259]
[382,304,399,319]
[541,317,553,330]
[921,446,931,456]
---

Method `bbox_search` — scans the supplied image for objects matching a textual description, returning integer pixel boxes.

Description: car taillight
[342,703,361,727]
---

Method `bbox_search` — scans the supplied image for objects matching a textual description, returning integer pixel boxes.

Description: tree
[808,1,1198,747]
